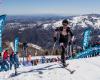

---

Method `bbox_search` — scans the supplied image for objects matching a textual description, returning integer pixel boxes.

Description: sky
[0,0,100,15]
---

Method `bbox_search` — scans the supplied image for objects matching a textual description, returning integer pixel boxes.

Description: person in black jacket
[53,19,74,67]
[10,52,14,70]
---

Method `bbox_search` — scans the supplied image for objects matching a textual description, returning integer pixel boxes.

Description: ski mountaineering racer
[53,19,74,67]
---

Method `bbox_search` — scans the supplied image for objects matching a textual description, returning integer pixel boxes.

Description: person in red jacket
[3,50,9,61]
[3,50,10,70]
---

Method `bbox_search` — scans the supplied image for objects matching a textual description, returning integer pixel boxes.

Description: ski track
[0,56,100,80]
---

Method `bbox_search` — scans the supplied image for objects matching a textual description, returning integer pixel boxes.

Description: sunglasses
[62,23,68,26]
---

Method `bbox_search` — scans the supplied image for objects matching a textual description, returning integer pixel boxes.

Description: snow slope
[0,56,100,80]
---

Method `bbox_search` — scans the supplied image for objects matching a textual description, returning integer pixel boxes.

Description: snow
[85,20,93,26]
[43,24,51,29]
[52,20,62,29]
[43,15,100,30]
[19,26,34,31]
[92,16,99,20]
[19,27,26,31]
[0,56,100,80]
[27,43,42,50]
[95,19,100,29]
[72,16,83,24]
[98,35,100,38]
[43,20,63,29]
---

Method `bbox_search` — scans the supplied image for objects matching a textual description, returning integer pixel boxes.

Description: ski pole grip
[53,37,57,42]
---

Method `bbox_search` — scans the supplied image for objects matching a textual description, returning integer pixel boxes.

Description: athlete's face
[62,23,68,27]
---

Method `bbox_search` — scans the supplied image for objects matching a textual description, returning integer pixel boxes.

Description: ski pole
[51,42,56,55]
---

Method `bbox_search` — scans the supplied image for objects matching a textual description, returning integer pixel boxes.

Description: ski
[63,67,76,74]
[59,64,75,74]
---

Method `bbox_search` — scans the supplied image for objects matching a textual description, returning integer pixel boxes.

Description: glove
[53,37,57,42]
[68,41,71,45]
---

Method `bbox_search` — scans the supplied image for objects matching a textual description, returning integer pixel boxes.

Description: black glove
[68,41,71,45]
[53,37,57,42]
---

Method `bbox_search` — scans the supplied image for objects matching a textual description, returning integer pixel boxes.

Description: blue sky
[0,0,100,15]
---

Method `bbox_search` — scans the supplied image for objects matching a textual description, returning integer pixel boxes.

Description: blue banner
[14,37,19,54]
[83,29,91,50]
[0,15,6,52]
[75,46,100,59]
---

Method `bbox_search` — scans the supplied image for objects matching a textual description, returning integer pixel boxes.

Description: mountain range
[3,14,100,50]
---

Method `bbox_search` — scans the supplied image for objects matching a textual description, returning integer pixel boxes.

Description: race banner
[83,29,91,50]
[14,37,19,54]
[0,15,6,53]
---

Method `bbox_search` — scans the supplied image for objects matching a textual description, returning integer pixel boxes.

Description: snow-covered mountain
[0,56,100,80]
[43,15,100,30]
[3,14,100,49]
[6,14,100,30]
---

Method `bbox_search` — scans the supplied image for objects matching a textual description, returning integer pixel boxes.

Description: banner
[14,37,19,54]
[0,15,6,53]
[83,29,91,50]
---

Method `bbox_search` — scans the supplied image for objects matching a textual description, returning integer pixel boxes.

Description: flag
[0,15,6,52]
[14,37,19,54]
[83,29,91,50]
